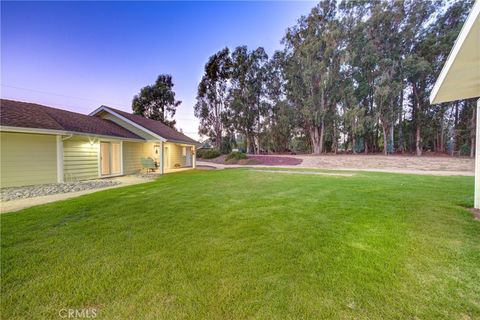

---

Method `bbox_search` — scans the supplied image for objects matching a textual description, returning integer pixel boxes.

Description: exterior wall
[123,141,145,174]
[0,132,57,187]
[63,136,99,181]
[164,142,194,169]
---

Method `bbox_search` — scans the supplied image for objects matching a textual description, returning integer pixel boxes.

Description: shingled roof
[99,106,199,145]
[0,99,142,140]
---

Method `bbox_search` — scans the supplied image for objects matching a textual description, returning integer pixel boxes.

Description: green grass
[2,169,479,319]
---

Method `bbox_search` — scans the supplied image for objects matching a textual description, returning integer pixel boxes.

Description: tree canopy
[132,74,181,128]
[194,0,475,156]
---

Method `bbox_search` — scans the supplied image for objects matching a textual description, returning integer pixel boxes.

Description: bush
[197,149,221,159]
[220,139,232,154]
[460,143,471,156]
[225,151,247,161]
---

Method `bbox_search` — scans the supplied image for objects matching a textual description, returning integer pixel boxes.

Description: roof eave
[430,1,480,104]
[90,106,167,142]
[0,125,145,141]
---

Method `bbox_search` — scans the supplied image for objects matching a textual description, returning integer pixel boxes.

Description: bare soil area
[293,154,474,174]
[200,154,474,176]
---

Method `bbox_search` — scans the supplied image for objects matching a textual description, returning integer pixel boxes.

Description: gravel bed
[1,180,120,202]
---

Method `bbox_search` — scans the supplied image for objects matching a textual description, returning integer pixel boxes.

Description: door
[100,142,121,176]
[100,142,110,176]
[185,147,192,166]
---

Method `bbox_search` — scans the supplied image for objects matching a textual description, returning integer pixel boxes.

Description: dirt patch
[469,208,480,221]
[203,155,302,166]
[295,154,474,173]
[247,155,303,166]
[251,169,355,177]
[198,154,473,176]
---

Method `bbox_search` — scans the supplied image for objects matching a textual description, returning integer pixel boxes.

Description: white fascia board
[166,139,201,146]
[0,125,145,142]
[89,106,167,142]
[430,1,480,104]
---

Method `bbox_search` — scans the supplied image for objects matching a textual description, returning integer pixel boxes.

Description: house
[0,99,199,187]
[430,1,479,207]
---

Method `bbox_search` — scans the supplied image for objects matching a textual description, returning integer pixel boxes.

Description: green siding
[165,142,186,168]
[63,137,99,181]
[0,132,57,187]
[123,141,145,174]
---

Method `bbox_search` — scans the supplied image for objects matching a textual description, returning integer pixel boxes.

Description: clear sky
[1,1,314,139]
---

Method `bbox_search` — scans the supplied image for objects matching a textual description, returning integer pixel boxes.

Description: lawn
[1,169,479,319]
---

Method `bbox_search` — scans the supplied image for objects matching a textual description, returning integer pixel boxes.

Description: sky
[1,1,315,140]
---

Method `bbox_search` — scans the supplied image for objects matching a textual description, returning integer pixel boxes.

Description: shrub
[225,151,247,162]
[460,143,471,156]
[220,139,233,154]
[197,149,221,159]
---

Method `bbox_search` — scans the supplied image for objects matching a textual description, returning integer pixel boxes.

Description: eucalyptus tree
[132,74,181,128]
[401,0,436,155]
[368,0,404,154]
[194,48,232,149]
[425,0,474,154]
[228,46,268,154]
[283,0,344,154]
[264,51,295,152]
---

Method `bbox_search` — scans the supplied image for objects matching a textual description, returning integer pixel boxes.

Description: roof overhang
[89,106,167,142]
[429,1,480,104]
[0,125,145,142]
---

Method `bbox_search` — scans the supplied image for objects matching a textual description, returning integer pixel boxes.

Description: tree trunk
[332,119,338,154]
[382,124,388,155]
[352,133,357,154]
[398,80,404,153]
[416,125,422,156]
[398,110,403,153]
[389,125,394,154]
[246,132,255,154]
[309,124,324,155]
[439,113,445,153]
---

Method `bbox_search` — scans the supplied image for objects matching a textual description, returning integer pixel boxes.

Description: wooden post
[192,146,196,169]
[159,141,164,175]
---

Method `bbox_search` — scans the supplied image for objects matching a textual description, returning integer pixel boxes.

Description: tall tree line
[195,0,477,156]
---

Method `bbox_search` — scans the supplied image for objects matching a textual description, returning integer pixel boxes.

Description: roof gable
[91,106,199,145]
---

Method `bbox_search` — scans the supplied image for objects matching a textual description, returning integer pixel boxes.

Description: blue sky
[1,1,314,139]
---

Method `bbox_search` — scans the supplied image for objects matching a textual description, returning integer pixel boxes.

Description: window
[182,146,186,156]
